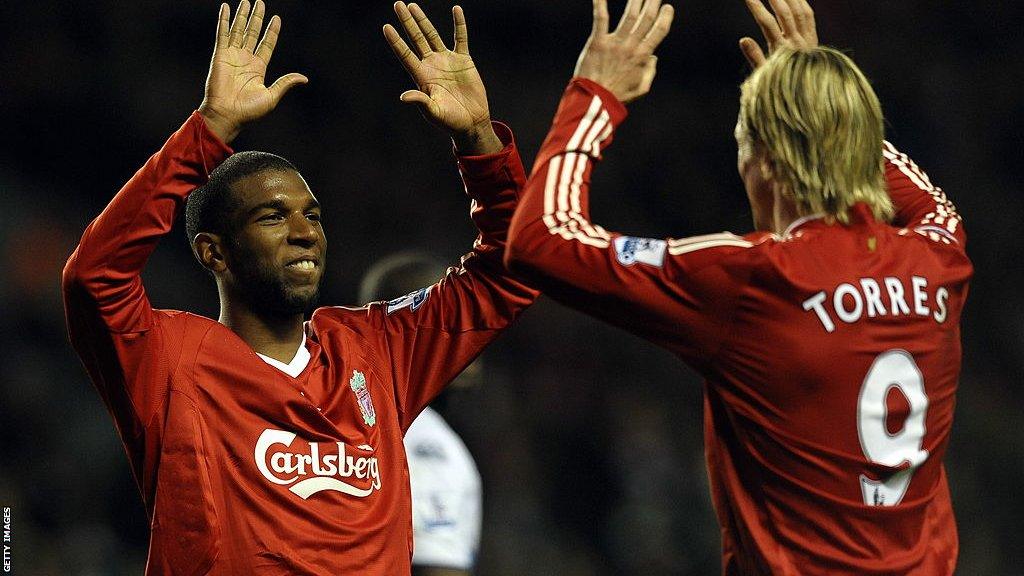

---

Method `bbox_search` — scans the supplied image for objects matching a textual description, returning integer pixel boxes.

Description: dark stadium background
[1,1,1021,574]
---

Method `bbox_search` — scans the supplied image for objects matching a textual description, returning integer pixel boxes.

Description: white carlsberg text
[255,430,382,500]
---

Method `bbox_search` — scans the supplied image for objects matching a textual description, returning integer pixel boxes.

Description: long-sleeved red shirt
[507,78,973,575]
[62,112,538,575]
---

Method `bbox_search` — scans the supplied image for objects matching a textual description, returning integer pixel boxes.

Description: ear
[193,232,228,274]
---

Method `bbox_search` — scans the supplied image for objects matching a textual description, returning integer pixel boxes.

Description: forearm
[449,119,540,328]
[63,112,232,322]
[882,141,965,245]
[388,126,540,424]
[504,78,719,354]
[506,77,627,281]
[457,121,529,252]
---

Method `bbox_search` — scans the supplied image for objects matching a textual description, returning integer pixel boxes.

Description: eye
[258,212,285,224]
[306,212,322,223]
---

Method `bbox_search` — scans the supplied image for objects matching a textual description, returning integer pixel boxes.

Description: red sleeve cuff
[569,77,629,126]
[455,121,517,180]
[190,110,235,176]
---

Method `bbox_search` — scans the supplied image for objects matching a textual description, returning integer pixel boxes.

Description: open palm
[384,3,491,134]
[200,1,307,142]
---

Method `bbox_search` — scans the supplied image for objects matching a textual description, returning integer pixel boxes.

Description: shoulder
[889,226,974,281]
[894,226,971,258]
[309,303,384,333]
[659,231,776,280]
[152,309,218,335]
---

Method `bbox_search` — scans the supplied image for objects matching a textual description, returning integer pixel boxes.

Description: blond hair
[739,46,893,224]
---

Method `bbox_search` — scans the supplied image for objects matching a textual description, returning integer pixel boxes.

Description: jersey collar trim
[256,337,311,378]
[783,213,827,237]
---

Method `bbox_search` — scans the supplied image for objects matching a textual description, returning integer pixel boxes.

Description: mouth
[284,255,322,276]
[286,259,318,271]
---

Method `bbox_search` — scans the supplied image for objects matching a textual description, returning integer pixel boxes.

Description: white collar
[782,213,827,237]
[256,337,311,378]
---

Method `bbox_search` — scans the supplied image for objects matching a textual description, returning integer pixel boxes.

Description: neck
[217,290,305,364]
[771,188,803,236]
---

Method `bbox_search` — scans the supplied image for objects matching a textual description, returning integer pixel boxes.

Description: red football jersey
[62,112,538,575]
[507,79,972,575]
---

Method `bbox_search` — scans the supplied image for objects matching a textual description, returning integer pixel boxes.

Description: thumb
[400,90,441,120]
[739,37,766,69]
[400,90,432,108]
[640,55,658,88]
[399,89,444,125]
[631,55,658,101]
[268,73,309,105]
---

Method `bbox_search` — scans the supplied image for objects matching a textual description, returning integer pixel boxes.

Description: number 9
[857,350,929,506]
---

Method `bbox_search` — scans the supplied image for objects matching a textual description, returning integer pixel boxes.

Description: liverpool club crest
[349,370,376,427]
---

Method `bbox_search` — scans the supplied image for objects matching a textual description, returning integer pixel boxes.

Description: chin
[282,286,321,315]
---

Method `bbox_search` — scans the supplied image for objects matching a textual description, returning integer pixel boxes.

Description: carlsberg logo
[255,429,382,499]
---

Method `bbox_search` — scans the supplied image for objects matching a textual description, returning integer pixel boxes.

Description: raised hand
[199,1,308,143]
[574,0,675,104]
[739,0,818,69]
[384,2,501,154]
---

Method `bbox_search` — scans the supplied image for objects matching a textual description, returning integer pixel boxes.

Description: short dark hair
[185,150,298,243]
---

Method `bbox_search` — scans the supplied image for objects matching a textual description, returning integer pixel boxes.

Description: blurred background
[1,0,1021,574]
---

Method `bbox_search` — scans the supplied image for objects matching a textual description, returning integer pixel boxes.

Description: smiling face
[221,169,327,316]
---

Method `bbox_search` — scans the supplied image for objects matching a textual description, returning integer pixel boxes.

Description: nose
[287,213,319,247]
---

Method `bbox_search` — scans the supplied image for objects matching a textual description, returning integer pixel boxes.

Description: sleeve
[883,141,966,248]
[506,78,759,368]
[62,112,233,445]
[380,122,540,430]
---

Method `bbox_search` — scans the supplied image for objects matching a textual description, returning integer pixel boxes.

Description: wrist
[198,104,242,145]
[452,121,502,155]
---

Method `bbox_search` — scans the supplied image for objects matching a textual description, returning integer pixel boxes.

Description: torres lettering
[803,276,949,333]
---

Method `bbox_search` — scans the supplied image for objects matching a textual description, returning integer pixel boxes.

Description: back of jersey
[504,78,973,574]
[705,184,972,574]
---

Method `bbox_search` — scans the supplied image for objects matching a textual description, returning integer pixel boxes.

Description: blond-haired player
[506,0,971,573]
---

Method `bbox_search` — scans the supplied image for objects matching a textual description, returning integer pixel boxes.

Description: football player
[506,0,970,573]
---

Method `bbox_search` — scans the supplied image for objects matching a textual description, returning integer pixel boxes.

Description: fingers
[739,37,767,68]
[215,3,230,50]
[767,0,798,40]
[789,0,817,44]
[255,15,282,64]
[243,0,265,52]
[614,0,643,35]
[408,3,448,52]
[592,0,610,36]
[394,2,432,58]
[268,72,309,106]
[639,4,674,53]
[383,24,424,79]
[453,6,470,55]
[228,0,251,48]
[744,0,783,48]
[632,0,663,39]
